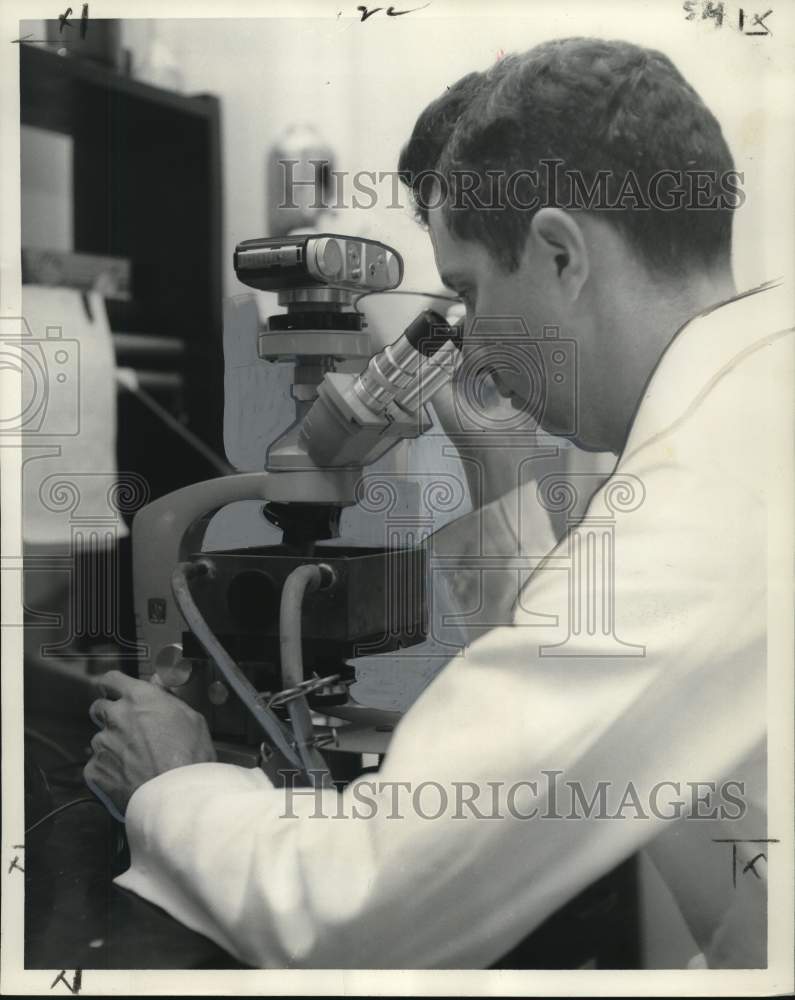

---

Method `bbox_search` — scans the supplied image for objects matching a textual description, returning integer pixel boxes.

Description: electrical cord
[44,759,90,789]
[171,561,304,770]
[279,565,334,785]
[47,774,88,790]
[117,372,234,477]
[25,797,105,836]
[24,727,75,764]
[353,289,462,315]
[25,729,89,787]
[44,759,89,774]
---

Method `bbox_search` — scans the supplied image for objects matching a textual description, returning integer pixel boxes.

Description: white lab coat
[115,282,792,968]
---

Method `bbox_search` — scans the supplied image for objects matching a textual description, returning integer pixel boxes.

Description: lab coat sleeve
[115,344,772,969]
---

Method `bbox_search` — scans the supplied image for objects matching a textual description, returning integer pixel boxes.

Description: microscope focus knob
[312,237,344,280]
[154,642,193,688]
[208,681,230,706]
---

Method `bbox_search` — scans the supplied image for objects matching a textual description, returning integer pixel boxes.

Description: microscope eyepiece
[403,310,462,357]
[300,308,464,469]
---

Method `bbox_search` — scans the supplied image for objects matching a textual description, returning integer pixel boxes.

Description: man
[85,38,791,968]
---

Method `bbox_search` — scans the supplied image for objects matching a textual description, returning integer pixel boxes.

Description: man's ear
[527,208,589,301]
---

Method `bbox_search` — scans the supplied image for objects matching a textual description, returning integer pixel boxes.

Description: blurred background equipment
[20,41,225,499]
[265,124,336,237]
[21,249,131,300]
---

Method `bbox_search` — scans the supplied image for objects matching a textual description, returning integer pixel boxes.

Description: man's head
[398,38,739,452]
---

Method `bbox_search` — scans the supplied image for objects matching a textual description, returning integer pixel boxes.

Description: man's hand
[430,376,544,510]
[84,670,217,820]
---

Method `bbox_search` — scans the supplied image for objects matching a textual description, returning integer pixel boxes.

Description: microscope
[132,234,462,780]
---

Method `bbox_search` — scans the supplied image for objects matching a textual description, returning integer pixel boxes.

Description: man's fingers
[89,697,119,729]
[93,669,147,701]
[83,758,126,824]
[89,727,124,757]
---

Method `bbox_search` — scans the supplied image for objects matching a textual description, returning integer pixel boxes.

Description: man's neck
[603,267,737,454]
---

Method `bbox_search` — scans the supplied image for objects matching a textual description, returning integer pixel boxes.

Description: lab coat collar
[620,279,793,461]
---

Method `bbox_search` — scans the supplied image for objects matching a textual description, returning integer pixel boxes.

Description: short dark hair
[398,38,737,274]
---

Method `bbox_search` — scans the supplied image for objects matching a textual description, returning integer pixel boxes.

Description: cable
[279,565,334,785]
[25,797,104,836]
[25,731,90,788]
[171,561,303,769]
[47,774,88,790]
[353,289,462,315]
[42,757,90,789]
[44,758,89,773]
[24,728,75,764]
[117,372,234,477]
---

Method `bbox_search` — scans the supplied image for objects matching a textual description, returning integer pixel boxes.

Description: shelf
[20,44,216,136]
[20,37,225,481]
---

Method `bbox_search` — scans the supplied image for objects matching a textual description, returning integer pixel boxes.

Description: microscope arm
[132,469,359,680]
[133,473,279,678]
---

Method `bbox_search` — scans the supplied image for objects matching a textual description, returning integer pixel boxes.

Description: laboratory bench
[23,696,639,970]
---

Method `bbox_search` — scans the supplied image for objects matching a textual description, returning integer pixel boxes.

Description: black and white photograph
[1,0,793,994]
